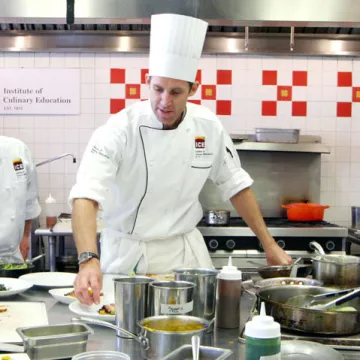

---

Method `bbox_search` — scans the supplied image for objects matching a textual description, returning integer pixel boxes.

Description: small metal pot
[73,315,211,360]
[204,210,230,226]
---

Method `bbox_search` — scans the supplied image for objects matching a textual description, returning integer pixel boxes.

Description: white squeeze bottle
[244,302,281,360]
[215,256,242,328]
[45,193,57,228]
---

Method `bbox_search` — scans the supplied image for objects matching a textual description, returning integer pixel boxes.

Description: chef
[69,13,292,305]
[0,136,41,263]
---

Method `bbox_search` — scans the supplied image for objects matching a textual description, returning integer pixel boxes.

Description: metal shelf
[234,142,330,154]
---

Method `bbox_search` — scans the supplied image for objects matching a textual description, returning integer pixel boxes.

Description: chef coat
[69,101,253,274]
[0,136,41,263]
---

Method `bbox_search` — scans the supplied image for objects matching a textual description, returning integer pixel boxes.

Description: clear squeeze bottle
[45,193,57,228]
[244,302,281,360]
[215,256,242,329]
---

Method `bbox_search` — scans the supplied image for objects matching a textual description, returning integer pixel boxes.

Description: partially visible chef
[69,13,292,305]
[0,136,41,263]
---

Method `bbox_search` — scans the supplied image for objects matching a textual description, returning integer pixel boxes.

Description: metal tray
[255,128,300,143]
[161,345,233,359]
[16,323,94,360]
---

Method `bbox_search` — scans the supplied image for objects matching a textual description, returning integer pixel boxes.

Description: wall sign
[0,68,80,114]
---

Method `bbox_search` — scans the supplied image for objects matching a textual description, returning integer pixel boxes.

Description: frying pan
[0,254,45,278]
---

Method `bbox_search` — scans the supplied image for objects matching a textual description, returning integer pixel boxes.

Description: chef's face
[146,75,199,129]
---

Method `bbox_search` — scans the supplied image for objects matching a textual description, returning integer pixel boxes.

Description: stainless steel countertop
[9,285,360,360]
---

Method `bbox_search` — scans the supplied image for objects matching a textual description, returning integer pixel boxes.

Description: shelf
[234,142,330,154]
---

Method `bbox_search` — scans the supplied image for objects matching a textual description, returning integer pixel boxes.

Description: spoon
[307,288,360,310]
[192,335,200,360]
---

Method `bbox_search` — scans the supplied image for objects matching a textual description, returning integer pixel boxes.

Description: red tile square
[277,86,292,101]
[141,69,148,84]
[126,84,141,99]
[352,87,360,102]
[217,70,232,85]
[188,99,201,105]
[292,101,307,116]
[262,70,277,85]
[195,70,202,84]
[262,101,277,116]
[337,102,352,117]
[110,99,125,114]
[216,100,231,115]
[110,68,125,84]
[338,72,352,87]
[202,85,216,100]
[293,71,308,86]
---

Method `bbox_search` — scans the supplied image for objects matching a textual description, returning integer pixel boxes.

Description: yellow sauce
[142,318,205,332]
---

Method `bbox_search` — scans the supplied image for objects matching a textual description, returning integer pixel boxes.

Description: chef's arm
[72,198,99,255]
[19,220,32,260]
[230,187,292,265]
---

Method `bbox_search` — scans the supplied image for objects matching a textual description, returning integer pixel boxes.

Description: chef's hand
[74,258,102,306]
[264,242,292,266]
[19,236,30,260]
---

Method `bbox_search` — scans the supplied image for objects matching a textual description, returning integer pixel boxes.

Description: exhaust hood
[1,0,360,55]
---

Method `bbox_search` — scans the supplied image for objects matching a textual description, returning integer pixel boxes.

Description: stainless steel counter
[7,285,360,360]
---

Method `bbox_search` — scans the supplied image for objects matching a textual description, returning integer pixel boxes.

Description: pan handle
[72,316,149,350]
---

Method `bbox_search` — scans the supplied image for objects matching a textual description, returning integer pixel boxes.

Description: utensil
[257,285,360,335]
[285,288,355,307]
[161,344,233,360]
[204,210,230,226]
[306,288,360,310]
[192,335,200,360]
[309,241,326,256]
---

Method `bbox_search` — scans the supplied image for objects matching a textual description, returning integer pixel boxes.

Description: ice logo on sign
[195,136,205,149]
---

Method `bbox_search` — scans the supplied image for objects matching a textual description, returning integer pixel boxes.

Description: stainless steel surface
[255,128,300,144]
[35,153,76,167]
[149,281,196,316]
[257,286,360,335]
[6,286,360,359]
[173,268,217,321]
[191,335,200,360]
[114,276,154,335]
[162,344,233,360]
[204,211,230,226]
[352,207,360,230]
[234,142,330,153]
[16,323,94,360]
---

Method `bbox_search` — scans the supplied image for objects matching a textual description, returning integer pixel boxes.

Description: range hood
[1,0,360,55]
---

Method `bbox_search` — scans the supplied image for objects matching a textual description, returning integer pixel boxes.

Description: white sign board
[0,68,80,115]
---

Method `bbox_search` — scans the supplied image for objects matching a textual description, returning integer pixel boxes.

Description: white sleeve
[24,145,42,220]
[209,127,254,202]
[68,125,125,211]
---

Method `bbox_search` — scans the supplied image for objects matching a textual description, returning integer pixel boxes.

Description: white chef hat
[149,13,208,83]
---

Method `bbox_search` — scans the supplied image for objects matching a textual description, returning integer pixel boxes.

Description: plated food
[49,288,104,305]
[69,301,115,322]
[98,303,115,315]
[0,278,33,298]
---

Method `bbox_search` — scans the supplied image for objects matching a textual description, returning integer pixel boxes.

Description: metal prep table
[5,283,360,360]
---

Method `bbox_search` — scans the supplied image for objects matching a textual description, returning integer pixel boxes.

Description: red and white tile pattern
[109,68,233,116]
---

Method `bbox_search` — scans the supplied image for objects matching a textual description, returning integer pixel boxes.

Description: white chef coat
[0,136,41,263]
[69,101,253,274]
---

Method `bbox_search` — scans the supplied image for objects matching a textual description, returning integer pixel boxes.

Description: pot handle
[72,316,149,350]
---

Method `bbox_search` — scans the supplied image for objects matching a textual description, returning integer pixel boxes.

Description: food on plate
[1,356,12,360]
[146,274,174,281]
[0,284,9,291]
[65,289,104,298]
[142,318,205,332]
[98,303,115,315]
[0,263,28,270]
[0,305,8,313]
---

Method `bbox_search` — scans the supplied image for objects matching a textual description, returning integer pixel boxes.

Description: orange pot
[281,203,330,221]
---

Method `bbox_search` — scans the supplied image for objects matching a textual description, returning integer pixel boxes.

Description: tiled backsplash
[0,52,359,227]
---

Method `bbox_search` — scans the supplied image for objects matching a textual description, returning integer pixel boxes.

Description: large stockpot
[257,285,360,335]
[312,255,360,287]
[73,315,211,360]
[204,210,230,226]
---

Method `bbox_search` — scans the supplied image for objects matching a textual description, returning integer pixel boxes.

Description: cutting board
[0,302,48,343]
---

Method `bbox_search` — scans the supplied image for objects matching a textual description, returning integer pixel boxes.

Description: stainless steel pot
[257,285,360,335]
[72,315,211,360]
[204,210,230,226]
[352,206,360,229]
[312,255,360,287]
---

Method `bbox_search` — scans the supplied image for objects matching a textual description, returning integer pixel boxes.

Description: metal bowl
[257,265,292,279]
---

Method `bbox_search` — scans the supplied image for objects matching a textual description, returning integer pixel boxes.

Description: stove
[197,218,349,268]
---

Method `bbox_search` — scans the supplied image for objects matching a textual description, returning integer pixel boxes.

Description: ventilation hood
[1,0,360,55]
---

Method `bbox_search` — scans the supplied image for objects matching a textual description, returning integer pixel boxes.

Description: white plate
[0,277,33,297]
[19,272,76,288]
[281,340,344,360]
[48,287,77,304]
[69,301,115,322]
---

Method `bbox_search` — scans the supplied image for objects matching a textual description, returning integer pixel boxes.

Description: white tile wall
[1,52,360,227]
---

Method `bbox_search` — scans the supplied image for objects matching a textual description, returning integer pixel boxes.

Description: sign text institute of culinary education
[0,68,80,115]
